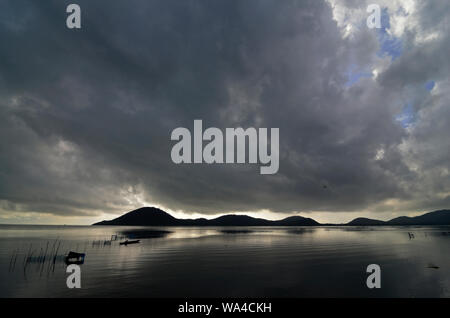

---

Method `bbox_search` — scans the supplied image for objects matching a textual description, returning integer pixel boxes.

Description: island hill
[93,207,319,226]
[93,207,450,226]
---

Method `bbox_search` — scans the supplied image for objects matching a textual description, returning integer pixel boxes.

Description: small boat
[65,251,86,265]
[120,240,140,246]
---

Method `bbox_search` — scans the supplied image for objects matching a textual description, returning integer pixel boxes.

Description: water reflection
[0,225,449,297]
[286,228,317,235]
[121,229,172,239]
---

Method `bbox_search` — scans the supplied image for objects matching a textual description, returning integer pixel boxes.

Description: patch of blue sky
[394,83,434,128]
[377,8,403,60]
[345,64,373,87]
[395,103,415,128]
[425,80,435,91]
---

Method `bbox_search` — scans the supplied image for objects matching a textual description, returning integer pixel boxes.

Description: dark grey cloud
[0,0,449,220]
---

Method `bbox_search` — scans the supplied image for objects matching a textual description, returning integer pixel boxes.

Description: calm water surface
[0,225,449,297]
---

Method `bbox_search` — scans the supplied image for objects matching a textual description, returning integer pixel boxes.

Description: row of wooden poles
[7,235,125,276]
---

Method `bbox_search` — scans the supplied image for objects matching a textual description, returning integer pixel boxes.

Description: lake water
[0,225,449,297]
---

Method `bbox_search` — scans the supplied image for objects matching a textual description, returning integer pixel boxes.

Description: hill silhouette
[347,218,386,226]
[95,207,180,226]
[387,210,450,225]
[347,210,450,226]
[93,207,319,226]
[93,207,450,226]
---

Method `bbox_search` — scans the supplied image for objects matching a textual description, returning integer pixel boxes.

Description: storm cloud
[0,0,449,223]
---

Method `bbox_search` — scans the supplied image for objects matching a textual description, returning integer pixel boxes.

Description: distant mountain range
[93,207,450,226]
[347,210,450,226]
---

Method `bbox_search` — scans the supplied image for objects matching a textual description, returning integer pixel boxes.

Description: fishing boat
[119,240,140,246]
[65,251,86,265]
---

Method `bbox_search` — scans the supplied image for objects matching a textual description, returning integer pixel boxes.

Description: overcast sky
[0,0,449,224]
